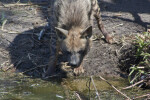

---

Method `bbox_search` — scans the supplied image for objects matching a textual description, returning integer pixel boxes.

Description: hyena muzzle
[45,0,113,76]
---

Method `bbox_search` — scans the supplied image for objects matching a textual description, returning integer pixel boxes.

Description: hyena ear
[55,27,68,39]
[80,26,92,39]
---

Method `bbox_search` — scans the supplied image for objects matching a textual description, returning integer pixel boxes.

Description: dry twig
[3,3,47,7]
[75,92,82,100]
[38,23,49,40]
[91,76,101,100]
[99,76,131,100]
[1,19,7,30]
[122,80,145,90]
[133,94,150,100]
[112,23,123,29]
[22,64,47,74]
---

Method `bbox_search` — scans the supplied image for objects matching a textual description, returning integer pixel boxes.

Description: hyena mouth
[68,53,82,67]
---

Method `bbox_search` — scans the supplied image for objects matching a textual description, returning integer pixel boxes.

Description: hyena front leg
[74,62,85,75]
[92,0,113,43]
[44,40,59,78]
[44,56,57,77]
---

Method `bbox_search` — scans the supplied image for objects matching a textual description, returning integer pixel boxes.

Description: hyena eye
[80,35,89,39]
[78,50,84,54]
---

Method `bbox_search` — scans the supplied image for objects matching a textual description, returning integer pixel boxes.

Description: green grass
[129,32,150,84]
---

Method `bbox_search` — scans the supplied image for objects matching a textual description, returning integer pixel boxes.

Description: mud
[0,0,150,78]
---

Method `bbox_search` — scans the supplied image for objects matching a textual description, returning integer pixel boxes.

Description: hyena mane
[54,0,92,30]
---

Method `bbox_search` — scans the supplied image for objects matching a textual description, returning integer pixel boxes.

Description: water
[0,72,149,100]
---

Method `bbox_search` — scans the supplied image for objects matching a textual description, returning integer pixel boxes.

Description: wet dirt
[0,0,150,78]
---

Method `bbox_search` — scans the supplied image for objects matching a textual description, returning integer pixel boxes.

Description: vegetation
[129,32,150,84]
[0,12,7,30]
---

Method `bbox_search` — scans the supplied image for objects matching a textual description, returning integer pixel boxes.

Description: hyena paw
[73,66,85,75]
[106,34,113,44]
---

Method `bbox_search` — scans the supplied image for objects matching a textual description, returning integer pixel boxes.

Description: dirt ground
[0,0,150,78]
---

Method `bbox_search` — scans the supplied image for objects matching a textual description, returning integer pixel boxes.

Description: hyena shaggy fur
[45,0,113,76]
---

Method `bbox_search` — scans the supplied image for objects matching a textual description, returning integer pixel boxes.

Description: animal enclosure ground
[0,0,150,78]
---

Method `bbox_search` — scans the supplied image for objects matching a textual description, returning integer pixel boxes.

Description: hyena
[45,0,112,76]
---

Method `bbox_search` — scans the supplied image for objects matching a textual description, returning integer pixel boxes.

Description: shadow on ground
[100,0,150,29]
[8,27,69,82]
[0,0,69,80]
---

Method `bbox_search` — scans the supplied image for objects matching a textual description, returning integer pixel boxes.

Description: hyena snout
[69,53,81,67]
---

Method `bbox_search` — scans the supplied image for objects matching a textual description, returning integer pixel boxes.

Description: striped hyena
[45,0,113,76]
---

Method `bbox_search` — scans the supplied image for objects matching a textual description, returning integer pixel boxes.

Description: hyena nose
[70,60,77,66]
[69,54,80,66]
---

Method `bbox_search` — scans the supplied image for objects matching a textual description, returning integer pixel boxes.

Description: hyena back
[45,0,112,76]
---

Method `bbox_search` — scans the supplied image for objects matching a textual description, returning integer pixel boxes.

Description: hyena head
[56,26,92,67]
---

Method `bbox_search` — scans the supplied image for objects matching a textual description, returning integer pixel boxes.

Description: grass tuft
[128,32,150,84]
